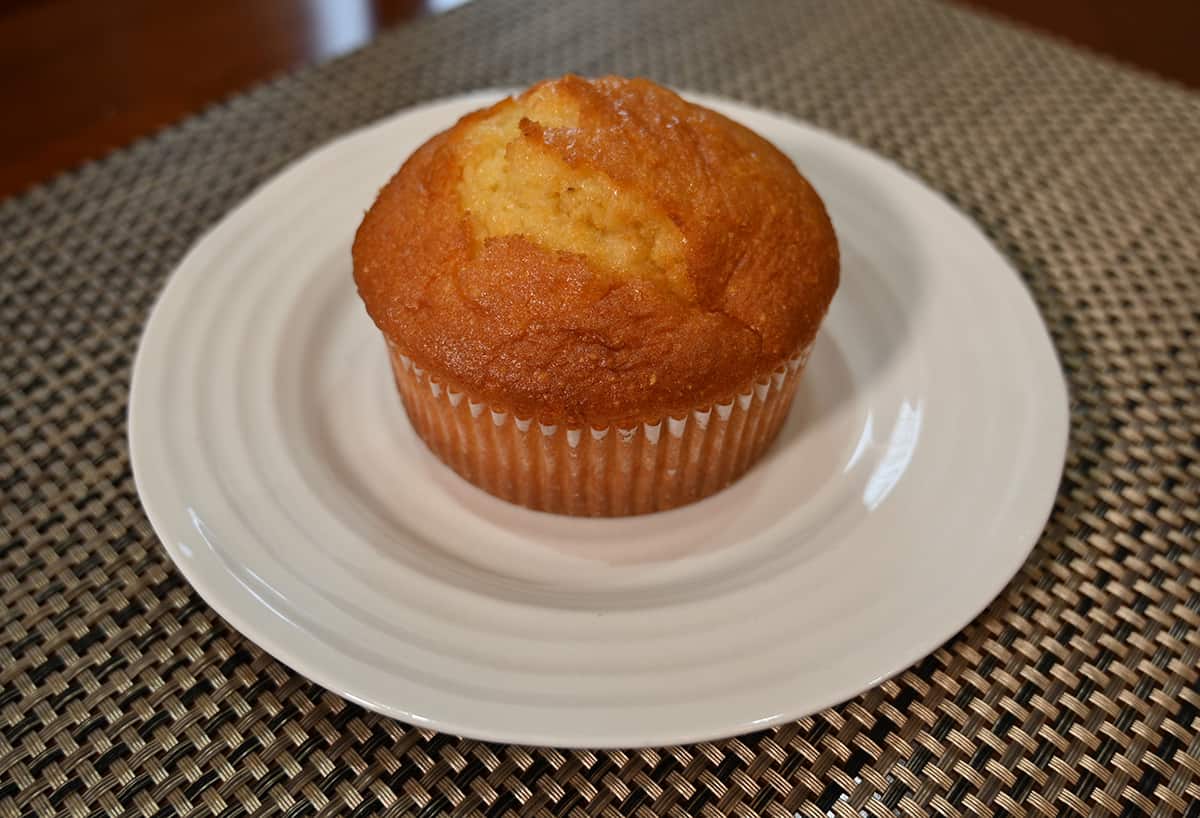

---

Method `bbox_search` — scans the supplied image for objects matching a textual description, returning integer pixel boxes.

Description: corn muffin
[353,75,839,515]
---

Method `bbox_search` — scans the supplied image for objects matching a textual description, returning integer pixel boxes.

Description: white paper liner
[388,342,812,516]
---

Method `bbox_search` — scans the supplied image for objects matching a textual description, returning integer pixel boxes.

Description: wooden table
[1,0,1197,200]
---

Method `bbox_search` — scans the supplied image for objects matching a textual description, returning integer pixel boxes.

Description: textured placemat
[3,0,1200,814]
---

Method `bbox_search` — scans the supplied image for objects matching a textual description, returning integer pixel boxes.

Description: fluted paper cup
[388,342,811,516]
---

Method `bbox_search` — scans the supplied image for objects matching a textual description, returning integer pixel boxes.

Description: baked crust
[353,75,838,426]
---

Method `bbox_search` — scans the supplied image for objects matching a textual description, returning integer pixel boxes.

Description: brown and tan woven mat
[3,0,1200,814]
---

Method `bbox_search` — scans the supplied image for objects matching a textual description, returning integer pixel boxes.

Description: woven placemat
[3,0,1200,814]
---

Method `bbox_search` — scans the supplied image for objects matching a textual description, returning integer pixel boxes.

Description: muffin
[353,75,838,516]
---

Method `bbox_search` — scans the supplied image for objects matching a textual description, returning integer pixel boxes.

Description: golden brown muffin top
[353,75,839,426]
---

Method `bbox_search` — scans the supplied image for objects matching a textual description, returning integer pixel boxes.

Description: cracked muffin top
[353,75,839,426]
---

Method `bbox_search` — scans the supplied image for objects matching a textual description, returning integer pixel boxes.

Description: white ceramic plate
[129,91,1068,748]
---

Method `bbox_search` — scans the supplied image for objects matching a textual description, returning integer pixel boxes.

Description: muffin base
[388,343,811,516]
